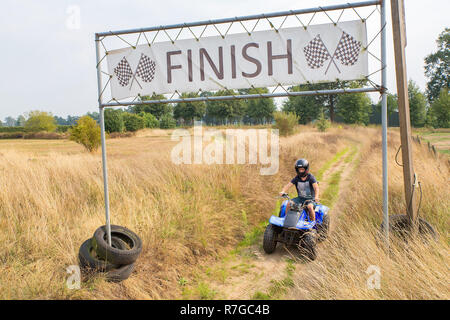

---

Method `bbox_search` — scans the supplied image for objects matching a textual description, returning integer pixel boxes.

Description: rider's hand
[279,192,286,197]
[315,197,320,203]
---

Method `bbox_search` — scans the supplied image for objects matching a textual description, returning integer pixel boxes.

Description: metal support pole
[95,34,112,246]
[380,0,389,247]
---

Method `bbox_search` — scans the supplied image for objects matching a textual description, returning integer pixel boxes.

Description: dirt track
[187,140,361,300]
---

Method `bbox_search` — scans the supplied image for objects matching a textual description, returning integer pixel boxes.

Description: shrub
[159,114,176,129]
[104,109,124,133]
[0,126,29,133]
[0,132,25,139]
[316,111,331,132]
[107,131,136,139]
[24,111,57,132]
[123,113,145,132]
[69,116,101,152]
[273,111,299,136]
[24,132,65,139]
[139,112,160,128]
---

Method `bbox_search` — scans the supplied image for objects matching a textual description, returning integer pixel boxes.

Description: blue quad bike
[263,193,330,260]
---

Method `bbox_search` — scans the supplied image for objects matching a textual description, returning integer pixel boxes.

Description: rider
[279,159,320,221]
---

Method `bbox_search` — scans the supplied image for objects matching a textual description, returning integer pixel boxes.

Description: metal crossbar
[96,1,381,37]
[101,87,380,107]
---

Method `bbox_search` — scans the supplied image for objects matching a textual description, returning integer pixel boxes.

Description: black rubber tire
[317,213,330,242]
[380,214,438,241]
[92,225,143,265]
[300,231,317,261]
[263,224,278,254]
[78,238,124,272]
[105,263,135,282]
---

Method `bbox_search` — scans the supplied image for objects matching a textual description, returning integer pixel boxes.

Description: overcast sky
[0,0,448,121]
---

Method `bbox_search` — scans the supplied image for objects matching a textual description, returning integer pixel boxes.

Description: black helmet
[295,158,309,177]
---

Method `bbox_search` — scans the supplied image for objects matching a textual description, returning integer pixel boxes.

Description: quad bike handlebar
[278,193,321,209]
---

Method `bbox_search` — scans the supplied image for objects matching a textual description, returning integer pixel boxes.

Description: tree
[139,112,159,128]
[54,116,68,125]
[408,80,427,127]
[242,87,276,124]
[316,109,331,132]
[376,93,398,117]
[273,111,299,136]
[424,28,449,103]
[205,90,246,124]
[173,92,206,125]
[86,111,100,124]
[69,116,101,152]
[131,94,172,119]
[104,109,124,133]
[283,81,356,123]
[123,112,145,132]
[283,85,323,124]
[24,111,57,132]
[430,88,449,128]
[4,116,16,127]
[16,115,26,127]
[336,85,372,125]
[159,113,176,129]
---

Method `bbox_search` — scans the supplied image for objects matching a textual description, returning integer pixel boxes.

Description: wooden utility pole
[391,0,418,231]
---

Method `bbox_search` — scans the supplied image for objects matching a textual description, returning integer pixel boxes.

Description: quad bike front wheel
[263,224,278,254]
[299,231,317,261]
[317,213,330,242]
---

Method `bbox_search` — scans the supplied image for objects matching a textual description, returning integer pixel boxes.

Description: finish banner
[107,20,368,100]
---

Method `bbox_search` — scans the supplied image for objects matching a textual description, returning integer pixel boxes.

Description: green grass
[251,259,296,300]
[196,282,217,300]
[321,170,343,208]
[316,146,349,181]
[344,145,358,163]
[233,221,268,254]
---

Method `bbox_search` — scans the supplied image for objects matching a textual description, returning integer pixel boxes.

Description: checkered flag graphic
[333,31,362,66]
[303,35,331,69]
[114,57,134,87]
[135,53,156,83]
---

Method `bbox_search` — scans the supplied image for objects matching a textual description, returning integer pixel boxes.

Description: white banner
[107,20,367,100]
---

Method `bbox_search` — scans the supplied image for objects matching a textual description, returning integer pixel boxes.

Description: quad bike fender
[269,215,316,230]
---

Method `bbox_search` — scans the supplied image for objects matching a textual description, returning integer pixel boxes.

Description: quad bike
[263,193,330,260]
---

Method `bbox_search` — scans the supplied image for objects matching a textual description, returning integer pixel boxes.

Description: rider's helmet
[295,158,309,177]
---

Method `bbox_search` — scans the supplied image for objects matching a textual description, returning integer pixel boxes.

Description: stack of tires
[78,225,142,282]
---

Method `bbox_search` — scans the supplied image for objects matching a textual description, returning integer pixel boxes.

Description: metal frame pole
[95,34,112,246]
[380,0,389,246]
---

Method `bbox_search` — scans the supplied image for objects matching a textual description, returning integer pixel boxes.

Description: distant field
[414,128,450,155]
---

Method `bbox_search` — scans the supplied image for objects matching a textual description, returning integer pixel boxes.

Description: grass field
[414,128,450,155]
[0,125,448,299]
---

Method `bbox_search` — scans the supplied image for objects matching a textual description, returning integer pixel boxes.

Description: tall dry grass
[0,126,447,299]
[286,128,449,300]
